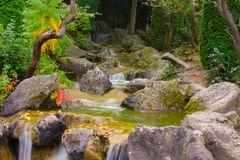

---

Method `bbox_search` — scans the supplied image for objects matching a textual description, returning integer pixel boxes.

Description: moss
[159,83,186,111]
[184,99,204,114]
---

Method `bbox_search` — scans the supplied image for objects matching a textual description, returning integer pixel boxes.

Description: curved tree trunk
[24,0,76,79]
[215,0,240,57]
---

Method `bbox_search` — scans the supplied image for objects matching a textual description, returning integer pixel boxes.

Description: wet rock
[136,29,151,44]
[62,128,109,160]
[1,75,59,116]
[182,111,240,160]
[126,79,150,93]
[60,57,94,81]
[187,82,240,114]
[34,115,67,146]
[80,67,112,95]
[128,125,213,160]
[120,47,161,69]
[121,35,146,52]
[92,20,112,34]
[121,80,187,112]
[162,52,190,69]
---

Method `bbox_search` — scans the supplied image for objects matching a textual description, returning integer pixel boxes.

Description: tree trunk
[180,8,198,50]
[24,0,76,79]
[164,14,175,50]
[190,0,200,36]
[215,0,240,57]
[129,0,138,35]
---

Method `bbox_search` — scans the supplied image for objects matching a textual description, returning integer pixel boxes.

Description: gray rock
[188,82,240,114]
[62,128,92,160]
[182,111,240,160]
[80,67,112,95]
[126,79,150,93]
[60,57,94,81]
[162,52,190,69]
[35,115,67,146]
[62,128,109,160]
[121,80,187,112]
[128,125,213,160]
[64,45,105,63]
[1,75,59,116]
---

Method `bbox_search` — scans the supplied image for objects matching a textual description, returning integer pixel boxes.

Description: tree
[129,0,138,35]
[213,0,240,57]
[144,0,198,50]
[24,0,76,79]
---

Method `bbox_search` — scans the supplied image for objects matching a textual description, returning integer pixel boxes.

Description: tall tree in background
[213,0,240,57]
[24,0,76,79]
[129,0,138,35]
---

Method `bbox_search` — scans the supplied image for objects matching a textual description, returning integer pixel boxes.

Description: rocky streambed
[1,35,240,160]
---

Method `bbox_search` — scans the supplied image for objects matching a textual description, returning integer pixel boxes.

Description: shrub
[0,20,30,77]
[0,0,25,33]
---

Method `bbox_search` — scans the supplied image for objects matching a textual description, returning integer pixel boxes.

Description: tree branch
[24,0,76,79]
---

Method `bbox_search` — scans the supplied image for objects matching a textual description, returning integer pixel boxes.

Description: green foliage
[0,0,25,33]
[36,54,73,86]
[158,60,179,80]
[184,99,204,114]
[199,2,240,83]
[0,65,18,107]
[0,20,30,77]
[67,5,95,49]
[172,42,196,60]
[147,7,169,50]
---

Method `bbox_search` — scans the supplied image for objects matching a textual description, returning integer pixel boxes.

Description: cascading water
[18,123,32,160]
[51,143,69,160]
[106,143,129,160]
[109,73,129,85]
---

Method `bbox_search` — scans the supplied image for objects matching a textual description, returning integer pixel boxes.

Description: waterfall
[109,73,129,85]
[18,123,32,160]
[51,143,69,160]
[106,143,129,160]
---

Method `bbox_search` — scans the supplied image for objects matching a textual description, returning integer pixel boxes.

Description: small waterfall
[106,143,129,160]
[109,73,129,85]
[51,143,69,160]
[18,123,32,160]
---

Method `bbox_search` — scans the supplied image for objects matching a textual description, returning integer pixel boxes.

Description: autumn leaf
[56,89,70,106]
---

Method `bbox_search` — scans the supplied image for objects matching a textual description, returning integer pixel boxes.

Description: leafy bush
[36,54,73,87]
[172,42,196,60]
[158,61,179,80]
[67,5,95,49]
[76,0,100,13]
[199,2,240,83]
[0,20,30,77]
[0,0,25,33]
[0,65,19,107]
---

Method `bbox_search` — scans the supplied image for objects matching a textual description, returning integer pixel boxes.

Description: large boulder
[182,111,240,160]
[187,82,240,114]
[120,47,161,69]
[33,115,67,146]
[80,67,112,95]
[62,128,109,160]
[125,79,150,93]
[127,125,213,160]
[60,57,94,81]
[1,75,59,116]
[121,80,187,112]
